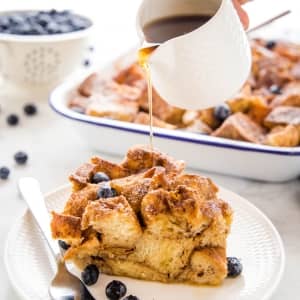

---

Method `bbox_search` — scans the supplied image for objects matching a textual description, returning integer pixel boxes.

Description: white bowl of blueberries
[0,9,93,85]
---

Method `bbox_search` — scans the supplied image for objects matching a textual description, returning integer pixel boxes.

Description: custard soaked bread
[69,39,300,147]
[51,146,233,285]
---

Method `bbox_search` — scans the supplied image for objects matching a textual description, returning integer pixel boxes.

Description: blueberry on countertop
[0,167,10,180]
[227,257,243,278]
[14,151,28,165]
[97,184,117,199]
[83,59,91,67]
[58,240,70,250]
[7,114,19,126]
[269,84,282,95]
[24,103,37,116]
[80,282,96,300]
[92,172,110,184]
[105,280,127,300]
[214,104,231,122]
[81,264,99,286]
[123,296,140,300]
[265,40,277,50]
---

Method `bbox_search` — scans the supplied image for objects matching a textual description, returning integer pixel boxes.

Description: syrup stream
[138,46,157,150]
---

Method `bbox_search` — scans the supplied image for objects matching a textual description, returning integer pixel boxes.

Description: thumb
[232,0,250,29]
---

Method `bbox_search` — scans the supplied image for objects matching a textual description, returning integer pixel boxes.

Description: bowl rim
[0,9,94,42]
[49,77,300,157]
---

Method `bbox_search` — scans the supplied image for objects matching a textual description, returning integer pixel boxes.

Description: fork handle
[18,177,61,260]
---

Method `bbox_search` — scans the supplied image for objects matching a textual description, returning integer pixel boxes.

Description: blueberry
[97,185,117,199]
[60,10,71,16]
[13,23,32,34]
[49,9,58,16]
[53,14,69,25]
[265,40,277,50]
[14,151,28,165]
[36,13,52,27]
[46,21,60,34]
[0,16,10,29]
[92,172,110,184]
[227,257,243,278]
[269,84,282,95]
[214,104,231,122]
[30,24,46,35]
[123,296,140,300]
[83,59,91,67]
[9,14,25,25]
[58,240,70,250]
[58,24,73,33]
[80,282,95,300]
[0,167,10,180]
[105,280,127,300]
[7,114,19,126]
[88,46,94,52]
[81,264,99,286]
[69,17,90,30]
[24,103,37,116]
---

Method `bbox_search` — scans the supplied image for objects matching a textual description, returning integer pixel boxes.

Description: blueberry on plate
[97,184,117,199]
[58,240,70,250]
[265,40,277,50]
[227,257,243,278]
[105,280,127,300]
[214,104,231,122]
[0,167,10,180]
[123,296,140,300]
[80,282,96,300]
[269,84,282,95]
[14,151,28,165]
[81,264,99,286]
[6,114,19,126]
[24,103,37,116]
[92,172,110,184]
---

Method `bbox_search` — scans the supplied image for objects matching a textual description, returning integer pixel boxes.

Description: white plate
[5,185,285,300]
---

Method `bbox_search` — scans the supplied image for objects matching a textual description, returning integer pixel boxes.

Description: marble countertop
[1,84,299,300]
[1,0,300,299]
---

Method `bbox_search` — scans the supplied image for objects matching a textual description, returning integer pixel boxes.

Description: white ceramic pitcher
[137,0,251,110]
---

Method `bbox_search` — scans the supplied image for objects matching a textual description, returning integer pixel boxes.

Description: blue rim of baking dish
[49,86,300,157]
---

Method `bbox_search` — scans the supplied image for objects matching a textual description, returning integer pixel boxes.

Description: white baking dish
[49,69,300,182]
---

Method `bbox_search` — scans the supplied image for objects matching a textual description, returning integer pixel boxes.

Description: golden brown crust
[265,125,300,147]
[121,145,185,174]
[212,112,266,143]
[81,196,142,248]
[69,39,300,148]
[271,81,300,108]
[264,106,300,129]
[51,146,232,285]
[69,163,96,191]
[63,184,99,217]
[134,112,176,129]
[51,212,82,245]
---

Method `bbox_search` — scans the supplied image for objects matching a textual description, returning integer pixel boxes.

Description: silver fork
[18,177,83,300]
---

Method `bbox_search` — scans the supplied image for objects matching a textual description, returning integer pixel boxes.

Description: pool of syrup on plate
[138,14,212,149]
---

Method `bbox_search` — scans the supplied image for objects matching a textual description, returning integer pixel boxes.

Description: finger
[232,0,250,29]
